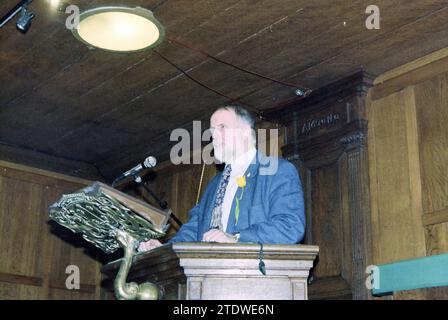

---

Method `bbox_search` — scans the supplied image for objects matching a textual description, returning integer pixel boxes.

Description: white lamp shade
[72,7,164,53]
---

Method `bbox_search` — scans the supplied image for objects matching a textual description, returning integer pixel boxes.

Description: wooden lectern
[102,242,319,300]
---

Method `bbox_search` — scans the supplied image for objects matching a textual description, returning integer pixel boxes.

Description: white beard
[213,145,232,163]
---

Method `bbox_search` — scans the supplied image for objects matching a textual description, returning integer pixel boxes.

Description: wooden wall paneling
[394,286,448,300]
[146,162,218,240]
[403,87,426,259]
[307,275,352,300]
[393,288,429,300]
[44,185,102,299]
[368,88,426,265]
[0,176,48,299]
[371,55,448,101]
[47,288,97,300]
[338,152,352,284]
[369,59,448,299]
[176,165,202,220]
[414,74,448,216]
[422,208,448,227]
[47,184,74,295]
[190,163,219,211]
[275,72,374,299]
[425,222,448,256]
[64,235,101,295]
[309,163,343,279]
[40,186,64,299]
[202,165,218,195]
[366,91,382,277]
[0,177,42,277]
[0,282,16,299]
[39,179,101,299]
[0,176,15,275]
[369,91,402,262]
[368,87,425,300]
[0,145,102,182]
[142,170,177,240]
[0,162,103,299]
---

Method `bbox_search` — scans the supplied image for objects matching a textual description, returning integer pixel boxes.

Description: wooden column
[340,132,371,299]
[265,71,374,299]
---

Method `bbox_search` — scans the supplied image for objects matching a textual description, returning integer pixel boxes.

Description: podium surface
[102,242,318,300]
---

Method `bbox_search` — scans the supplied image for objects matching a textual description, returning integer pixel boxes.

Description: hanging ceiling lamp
[72,6,165,53]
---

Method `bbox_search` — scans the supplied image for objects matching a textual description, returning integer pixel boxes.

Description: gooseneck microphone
[112,156,157,187]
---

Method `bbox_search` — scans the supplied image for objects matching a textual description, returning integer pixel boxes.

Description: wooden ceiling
[1,0,448,181]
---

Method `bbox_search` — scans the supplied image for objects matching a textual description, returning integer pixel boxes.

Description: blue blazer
[169,152,305,244]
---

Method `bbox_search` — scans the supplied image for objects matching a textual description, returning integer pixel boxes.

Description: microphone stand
[132,175,183,228]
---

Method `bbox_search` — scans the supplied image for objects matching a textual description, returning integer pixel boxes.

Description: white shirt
[221,147,257,231]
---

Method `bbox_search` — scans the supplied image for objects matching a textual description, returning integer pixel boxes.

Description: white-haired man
[139,105,305,251]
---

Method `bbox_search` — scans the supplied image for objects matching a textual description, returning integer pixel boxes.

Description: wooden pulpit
[102,242,319,300]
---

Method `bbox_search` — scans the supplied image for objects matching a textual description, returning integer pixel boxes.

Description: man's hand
[202,229,237,243]
[138,239,162,252]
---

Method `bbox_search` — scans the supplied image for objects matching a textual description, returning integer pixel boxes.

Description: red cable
[167,36,312,95]
[152,49,262,116]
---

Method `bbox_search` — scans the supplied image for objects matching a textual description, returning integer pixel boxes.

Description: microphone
[112,156,157,187]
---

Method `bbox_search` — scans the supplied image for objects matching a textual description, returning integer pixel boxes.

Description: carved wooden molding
[267,72,374,300]
[282,120,368,168]
[340,132,366,151]
[263,71,375,120]
[345,147,371,300]
[273,72,373,163]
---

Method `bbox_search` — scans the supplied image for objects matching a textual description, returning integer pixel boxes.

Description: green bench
[370,253,448,296]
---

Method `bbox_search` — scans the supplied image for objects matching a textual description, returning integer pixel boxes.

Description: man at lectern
[139,105,305,251]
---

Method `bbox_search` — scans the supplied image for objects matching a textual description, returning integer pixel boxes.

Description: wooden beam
[371,54,448,100]
[0,272,43,287]
[0,143,101,181]
[0,160,93,186]
[374,47,448,85]
[422,207,448,226]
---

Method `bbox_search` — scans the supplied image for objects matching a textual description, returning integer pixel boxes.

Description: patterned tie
[209,164,232,230]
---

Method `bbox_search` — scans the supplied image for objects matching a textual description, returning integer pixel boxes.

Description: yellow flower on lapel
[235,175,247,225]
[236,176,246,188]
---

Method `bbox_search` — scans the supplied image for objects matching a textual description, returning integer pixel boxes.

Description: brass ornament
[49,182,168,300]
